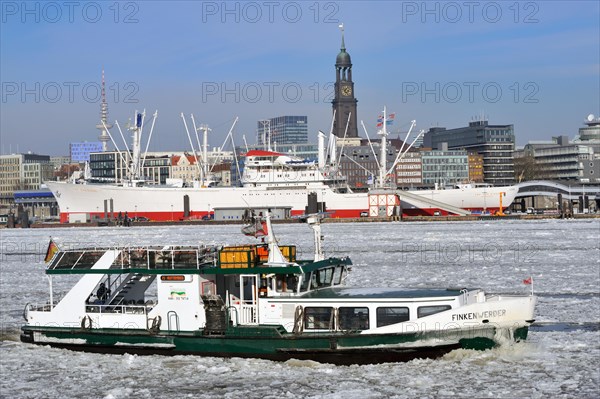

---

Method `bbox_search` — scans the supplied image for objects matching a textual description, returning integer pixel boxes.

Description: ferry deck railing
[48,245,221,272]
[26,302,153,315]
[85,303,152,315]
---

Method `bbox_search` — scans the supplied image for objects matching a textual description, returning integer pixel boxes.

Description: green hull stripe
[22,325,529,356]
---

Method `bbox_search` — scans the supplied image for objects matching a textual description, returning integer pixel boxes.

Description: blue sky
[1,0,599,155]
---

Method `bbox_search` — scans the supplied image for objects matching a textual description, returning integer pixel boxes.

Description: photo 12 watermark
[200,1,340,24]
[1,1,140,24]
[1,81,140,104]
[200,81,335,104]
[400,1,540,24]
[401,81,540,104]
[397,241,540,265]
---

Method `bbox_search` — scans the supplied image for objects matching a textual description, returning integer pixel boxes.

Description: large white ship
[48,109,517,222]
[47,149,517,222]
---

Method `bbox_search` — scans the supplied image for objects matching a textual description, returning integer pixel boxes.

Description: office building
[70,141,103,163]
[257,116,308,145]
[394,151,422,187]
[468,152,484,183]
[0,153,53,205]
[421,146,469,186]
[424,120,515,185]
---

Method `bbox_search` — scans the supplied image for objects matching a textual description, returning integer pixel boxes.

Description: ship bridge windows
[275,274,298,293]
[312,267,335,289]
[376,307,409,327]
[299,265,346,292]
[417,305,451,318]
[332,266,344,285]
[299,273,311,292]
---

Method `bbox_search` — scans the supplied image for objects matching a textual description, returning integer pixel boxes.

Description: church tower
[332,24,358,138]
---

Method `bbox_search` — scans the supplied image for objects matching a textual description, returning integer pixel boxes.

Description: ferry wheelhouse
[22,215,536,364]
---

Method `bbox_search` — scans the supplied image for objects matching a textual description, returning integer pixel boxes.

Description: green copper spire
[336,23,351,66]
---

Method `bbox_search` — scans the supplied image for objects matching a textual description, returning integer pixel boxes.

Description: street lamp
[171,204,174,221]
[135,205,138,219]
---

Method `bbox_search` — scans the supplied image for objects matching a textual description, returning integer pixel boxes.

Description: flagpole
[48,275,54,309]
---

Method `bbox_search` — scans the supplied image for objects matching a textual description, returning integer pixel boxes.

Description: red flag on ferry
[44,239,59,263]
[523,277,532,285]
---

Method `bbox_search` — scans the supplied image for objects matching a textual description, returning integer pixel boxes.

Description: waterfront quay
[12,212,598,229]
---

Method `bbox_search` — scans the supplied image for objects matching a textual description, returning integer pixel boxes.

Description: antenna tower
[95,69,113,151]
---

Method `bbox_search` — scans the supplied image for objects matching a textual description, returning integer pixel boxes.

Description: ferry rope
[80,315,93,330]
[292,306,303,334]
[148,315,162,334]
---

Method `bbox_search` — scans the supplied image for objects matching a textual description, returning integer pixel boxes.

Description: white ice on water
[1,219,598,398]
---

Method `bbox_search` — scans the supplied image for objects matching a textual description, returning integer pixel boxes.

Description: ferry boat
[21,211,536,364]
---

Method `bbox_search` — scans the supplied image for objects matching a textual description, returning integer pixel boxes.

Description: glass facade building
[70,141,103,163]
[257,116,308,145]
[424,121,515,185]
[421,150,469,186]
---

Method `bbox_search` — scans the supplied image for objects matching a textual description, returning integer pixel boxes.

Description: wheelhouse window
[299,273,311,292]
[339,307,369,330]
[275,274,298,293]
[312,267,334,289]
[417,305,451,318]
[332,265,344,285]
[304,307,333,330]
[376,307,409,327]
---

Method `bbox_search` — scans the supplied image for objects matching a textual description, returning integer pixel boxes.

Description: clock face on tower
[341,85,352,97]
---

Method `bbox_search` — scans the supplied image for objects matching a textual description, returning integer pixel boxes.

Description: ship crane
[360,106,422,189]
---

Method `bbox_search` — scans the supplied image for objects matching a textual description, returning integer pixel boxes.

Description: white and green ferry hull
[21,323,530,365]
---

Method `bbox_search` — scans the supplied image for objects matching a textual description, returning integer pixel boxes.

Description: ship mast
[199,124,211,184]
[377,106,388,188]
[129,110,144,179]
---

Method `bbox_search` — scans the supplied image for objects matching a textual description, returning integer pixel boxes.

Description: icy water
[1,219,599,398]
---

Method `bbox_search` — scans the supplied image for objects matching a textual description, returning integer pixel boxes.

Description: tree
[514,154,543,182]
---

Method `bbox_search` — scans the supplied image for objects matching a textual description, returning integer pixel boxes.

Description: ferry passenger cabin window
[376,307,409,327]
[339,307,369,330]
[304,307,333,330]
[417,305,452,318]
